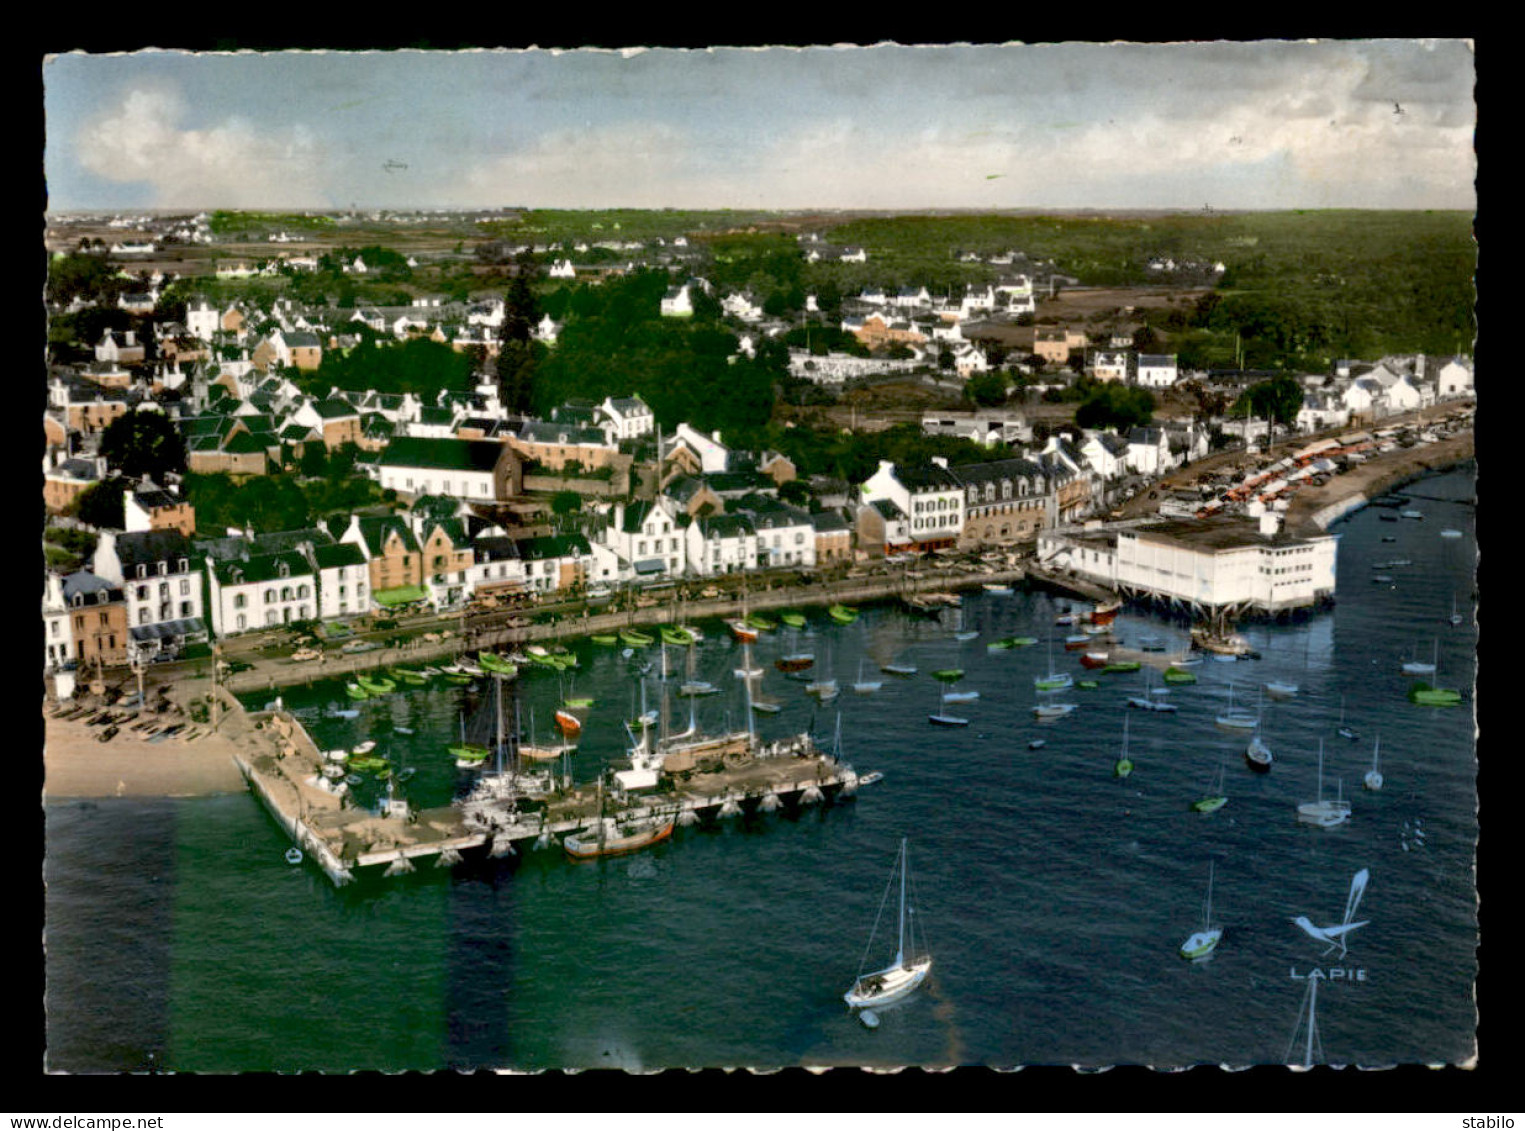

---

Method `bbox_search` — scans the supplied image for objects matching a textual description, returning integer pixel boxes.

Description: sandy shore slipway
[43,676,257,800]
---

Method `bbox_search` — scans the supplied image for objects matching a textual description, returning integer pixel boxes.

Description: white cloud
[75,83,328,209]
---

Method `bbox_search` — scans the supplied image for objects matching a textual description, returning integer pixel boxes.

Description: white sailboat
[1215,682,1258,731]
[852,659,883,694]
[844,838,932,1011]
[1336,696,1358,741]
[1179,860,1223,960]
[1401,639,1438,677]
[1297,739,1351,828]
[1363,735,1384,791]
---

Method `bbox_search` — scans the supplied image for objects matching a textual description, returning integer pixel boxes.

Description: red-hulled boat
[554,709,582,737]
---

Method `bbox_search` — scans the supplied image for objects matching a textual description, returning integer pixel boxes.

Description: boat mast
[894,838,908,970]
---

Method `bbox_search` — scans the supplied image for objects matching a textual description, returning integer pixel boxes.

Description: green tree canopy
[100,410,188,482]
[72,478,129,530]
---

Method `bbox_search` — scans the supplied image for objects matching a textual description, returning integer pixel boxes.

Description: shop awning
[373,585,429,607]
[129,617,207,642]
[633,558,666,576]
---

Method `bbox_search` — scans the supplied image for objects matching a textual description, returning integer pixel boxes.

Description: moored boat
[828,604,859,625]
[563,814,676,859]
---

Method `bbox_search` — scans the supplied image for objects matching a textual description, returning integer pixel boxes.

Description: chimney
[1259,511,1281,538]
[931,456,949,469]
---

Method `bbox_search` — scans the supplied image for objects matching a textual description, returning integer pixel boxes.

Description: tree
[964,371,1009,408]
[498,248,539,413]
[99,410,187,482]
[778,479,813,507]
[72,478,129,529]
[551,490,582,528]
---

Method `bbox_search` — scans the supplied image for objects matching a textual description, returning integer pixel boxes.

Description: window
[298,584,310,599]
[234,593,246,609]
[139,608,150,625]
[178,559,188,573]
[159,582,169,598]
[137,564,147,579]
[180,601,191,616]
[179,579,190,596]
[264,590,275,605]
[137,586,149,601]
[99,612,109,626]
[266,610,278,625]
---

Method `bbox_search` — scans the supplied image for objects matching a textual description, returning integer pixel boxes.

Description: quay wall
[222,565,1028,695]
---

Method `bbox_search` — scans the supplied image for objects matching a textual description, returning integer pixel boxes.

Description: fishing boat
[828,604,859,625]
[345,682,369,701]
[729,619,759,643]
[778,611,806,629]
[932,668,965,683]
[1080,652,1109,669]
[591,633,619,646]
[477,652,517,676]
[843,838,932,1011]
[1179,861,1223,961]
[1114,715,1134,779]
[1297,740,1351,827]
[1363,735,1384,791]
[356,673,395,696]
[745,613,776,632]
[1102,660,1141,674]
[1077,679,1101,690]
[1063,634,1092,651]
[1215,684,1258,731]
[852,660,883,694]
[620,628,654,648]
[1192,764,1228,813]
[660,625,695,647]
[776,653,815,673]
[1033,701,1077,720]
[392,667,429,685]
[904,594,943,618]
[881,662,918,677]
[554,708,583,737]
[1088,600,1121,626]
[351,740,377,756]
[563,781,675,859]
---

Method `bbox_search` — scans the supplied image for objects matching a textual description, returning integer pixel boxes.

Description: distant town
[43,207,1476,682]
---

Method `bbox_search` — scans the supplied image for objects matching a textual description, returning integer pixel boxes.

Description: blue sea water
[43,466,1479,1072]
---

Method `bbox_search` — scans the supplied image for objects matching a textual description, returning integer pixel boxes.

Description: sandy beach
[43,678,256,800]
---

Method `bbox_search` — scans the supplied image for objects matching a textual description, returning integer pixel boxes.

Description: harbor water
[43,465,1480,1071]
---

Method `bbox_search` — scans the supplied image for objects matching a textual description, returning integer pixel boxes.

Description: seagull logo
[1291,868,1370,958]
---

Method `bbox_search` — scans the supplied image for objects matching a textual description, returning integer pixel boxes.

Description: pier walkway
[235,707,871,887]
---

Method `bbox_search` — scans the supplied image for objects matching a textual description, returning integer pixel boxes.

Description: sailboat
[1034,634,1073,692]
[806,641,839,700]
[1408,645,1463,706]
[843,838,932,1011]
[852,659,883,694]
[929,688,970,727]
[1297,739,1351,827]
[1127,665,1178,712]
[1215,683,1258,731]
[1336,696,1358,741]
[1245,688,1273,772]
[1284,975,1325,1068]
[1448,595,1465,627]
[1401,640,1438,677]
[1114,714,1134,779]
[1178,860,1223,960]
[1363,735,1384,791]
[1192,763,1228,813]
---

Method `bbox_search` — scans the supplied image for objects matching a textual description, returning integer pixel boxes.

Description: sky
[42,40,1477,214]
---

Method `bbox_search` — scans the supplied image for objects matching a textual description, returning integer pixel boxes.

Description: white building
[598,395,655,442]
[207,550,318,635]
[92,530,205,644]
[1135,354,1180,388]
[1038,513,1338,614]
[313,542,370,621]
[1436,358,1474,399]
[858,458,965,550]
[686,513,759,576]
